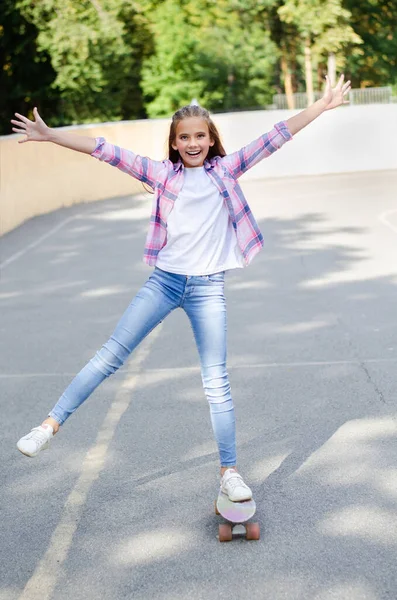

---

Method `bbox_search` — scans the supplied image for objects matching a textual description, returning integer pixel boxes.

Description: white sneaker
[17,424,54,457]
[220,468,253,502]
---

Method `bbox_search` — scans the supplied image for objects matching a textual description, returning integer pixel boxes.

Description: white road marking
[2,356,396,381]
[1,193,149,272]
[0,215,79,270]
[17,324,162,600]
[0,373,77,378]
[378,209,397,235]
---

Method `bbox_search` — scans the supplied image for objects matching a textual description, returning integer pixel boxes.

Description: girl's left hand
[322,74,351,110]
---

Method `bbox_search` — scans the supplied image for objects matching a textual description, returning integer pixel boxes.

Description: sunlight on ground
[0,291,21,299]
[49,250,80,265]
[290,416,397,545]
[90,206,150,222]
[0,588,20,600]
[272,319,330,334]
[17,329,163,600]
[1,281,87,299]
[228,279,273,290]
[320,505,397,545]
[249,453,290,481]
[80,285,129,298]
[314,582,378,600]
[183,440,218,461]
[297,417,397,484]
[112,528,194,566]
[303,273,397,287]
[312,416,396,453]
[134,367,200,391]
[69,225,95,234]
[343,417,397,440]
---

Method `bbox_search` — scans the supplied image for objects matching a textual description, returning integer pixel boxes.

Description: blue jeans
[49,267,236,466]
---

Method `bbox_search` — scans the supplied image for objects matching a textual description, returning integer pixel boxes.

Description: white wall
[215,104,397,179]
[1,104,395,235]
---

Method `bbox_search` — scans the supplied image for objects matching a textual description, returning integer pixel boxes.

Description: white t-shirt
[156,166,245,275]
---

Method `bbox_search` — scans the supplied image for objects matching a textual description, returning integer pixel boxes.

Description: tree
[0,0,59,134]
[278,0,362,105]
[141,0,278,116]
[2,0,394,133]
[267,1,301,108]
[17,0,153,123]
[343,0,397,89]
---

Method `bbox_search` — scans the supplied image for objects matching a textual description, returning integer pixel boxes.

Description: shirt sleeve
[221,121,293,179]
[91,137,165,188]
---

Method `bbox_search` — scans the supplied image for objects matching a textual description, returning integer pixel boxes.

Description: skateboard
[215,491,260,542]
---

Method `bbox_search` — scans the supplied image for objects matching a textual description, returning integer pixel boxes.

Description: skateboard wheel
[245,522,260,541]
[219,523,233,542]
[215,501,220,516]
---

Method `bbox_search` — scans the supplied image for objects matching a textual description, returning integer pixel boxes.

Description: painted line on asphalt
[1,356,397,380]
[0,215,79,270]
[143,357,397,372]
[0,373,77,378]
[18,324,163,600]
[1,193,149,272]
[378,209,397,235]
[233,357,397,369]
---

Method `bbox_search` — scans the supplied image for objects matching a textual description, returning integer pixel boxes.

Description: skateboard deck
[215,491,260,541]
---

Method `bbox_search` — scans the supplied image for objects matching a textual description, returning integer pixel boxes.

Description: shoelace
[224,473,246,490]
[28,427,50,447]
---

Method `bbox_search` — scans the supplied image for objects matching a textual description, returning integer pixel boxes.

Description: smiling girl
[13,75,350,502]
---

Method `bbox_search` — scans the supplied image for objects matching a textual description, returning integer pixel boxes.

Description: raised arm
[11,107,166,187]
[11,107,96,154]
[286,74,351,136]
[221,74,350,179]
[221,122,292,179]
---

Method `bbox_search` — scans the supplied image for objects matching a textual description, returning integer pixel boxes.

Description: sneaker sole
[221,489,253,502]
[16,443,48,458]
[228,496,253,503]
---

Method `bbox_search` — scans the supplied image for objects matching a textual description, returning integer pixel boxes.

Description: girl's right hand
[11,107,50,143]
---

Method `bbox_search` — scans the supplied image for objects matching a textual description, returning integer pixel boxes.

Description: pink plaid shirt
[91,121,292,267]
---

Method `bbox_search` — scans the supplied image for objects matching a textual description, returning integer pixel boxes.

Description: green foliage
[141,0,278,116]
[0,0,59,131]
[343,0,397,87]
[278,0,362,59]
[17,0,153,123]
[0,0,396,135]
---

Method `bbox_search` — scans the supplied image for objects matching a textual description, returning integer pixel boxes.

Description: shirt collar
[173,158,215,173]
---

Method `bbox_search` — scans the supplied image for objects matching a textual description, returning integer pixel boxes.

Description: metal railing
[349,86,393,105]
[273,86,394,109]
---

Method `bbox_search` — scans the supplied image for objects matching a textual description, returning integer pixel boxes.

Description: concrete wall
[1,104,395,235]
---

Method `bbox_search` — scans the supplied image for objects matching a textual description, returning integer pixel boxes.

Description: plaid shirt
[92,121,292,266]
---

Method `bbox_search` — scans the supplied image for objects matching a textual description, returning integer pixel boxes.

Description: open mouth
[186,150,201,156]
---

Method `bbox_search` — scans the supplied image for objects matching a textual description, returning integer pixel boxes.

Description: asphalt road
[1,170,397,600]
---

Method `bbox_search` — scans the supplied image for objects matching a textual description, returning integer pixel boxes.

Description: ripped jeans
[49,267,236,466]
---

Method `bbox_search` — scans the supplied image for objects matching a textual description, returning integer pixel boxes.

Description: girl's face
[172,117,214,168]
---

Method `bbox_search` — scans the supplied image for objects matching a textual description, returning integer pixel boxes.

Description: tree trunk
[304,37,314,106]
[317,64,324,90]
[327,52,336,86]
[281,51,295,109]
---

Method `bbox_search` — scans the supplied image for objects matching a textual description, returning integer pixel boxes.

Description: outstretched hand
[322,74,351,110]
[11,107,50,143]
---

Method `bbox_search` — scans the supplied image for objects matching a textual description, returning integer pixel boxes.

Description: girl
[12,75,350,502]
